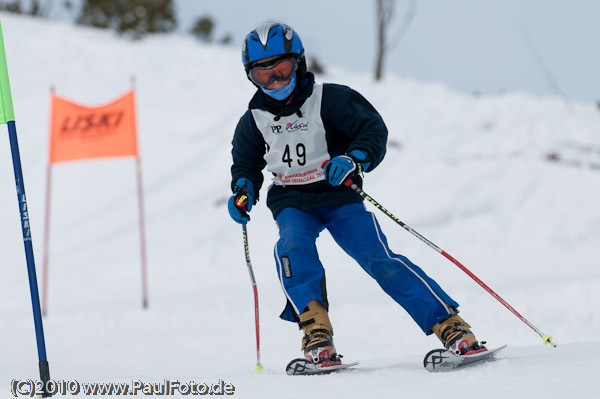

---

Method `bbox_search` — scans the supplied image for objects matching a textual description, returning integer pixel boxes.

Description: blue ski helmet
[242,23,304,72]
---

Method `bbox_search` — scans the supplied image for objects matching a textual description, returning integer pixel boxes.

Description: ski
[286,358,359,376]
[423,344,507,372]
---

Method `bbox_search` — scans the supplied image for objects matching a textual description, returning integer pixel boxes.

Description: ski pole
[343,178,556,347]
[242,225,264,371]
[1,21,52,396]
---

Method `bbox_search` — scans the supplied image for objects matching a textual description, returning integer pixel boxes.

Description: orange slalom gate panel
[49,91,138,164]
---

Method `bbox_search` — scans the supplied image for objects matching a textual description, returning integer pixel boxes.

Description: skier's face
[249,55,297,90]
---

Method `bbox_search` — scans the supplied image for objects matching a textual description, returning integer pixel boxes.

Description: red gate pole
[135,155,148,308]
[131,77,148,308]
[41,86,55,316]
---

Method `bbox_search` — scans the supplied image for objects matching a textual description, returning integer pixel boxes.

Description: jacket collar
[248,72,315,118]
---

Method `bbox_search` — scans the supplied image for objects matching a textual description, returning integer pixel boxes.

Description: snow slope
[1,13,599,398]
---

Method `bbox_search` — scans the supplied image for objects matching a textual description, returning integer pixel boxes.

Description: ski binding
[424,344,507,372]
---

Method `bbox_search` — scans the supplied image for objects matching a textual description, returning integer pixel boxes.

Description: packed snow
[1,13,599,398]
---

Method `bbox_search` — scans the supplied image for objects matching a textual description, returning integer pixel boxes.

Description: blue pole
[7,120,51,396]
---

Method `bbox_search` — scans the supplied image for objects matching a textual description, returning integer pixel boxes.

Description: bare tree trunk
[374,0,418,81]
[374,0,392,81]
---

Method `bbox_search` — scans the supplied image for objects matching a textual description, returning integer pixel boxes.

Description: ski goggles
[248,56,298,87]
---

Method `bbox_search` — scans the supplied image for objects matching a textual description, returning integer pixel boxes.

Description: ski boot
[432,314,487,355]
[298,300,340,365]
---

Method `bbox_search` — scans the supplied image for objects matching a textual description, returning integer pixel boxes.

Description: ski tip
[423,345,507,372]
[254,363,264,372]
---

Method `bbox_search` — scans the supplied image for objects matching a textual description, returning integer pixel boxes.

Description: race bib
[252,84,330,185]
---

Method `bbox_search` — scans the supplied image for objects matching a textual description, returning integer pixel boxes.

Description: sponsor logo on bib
[286,120,309,132]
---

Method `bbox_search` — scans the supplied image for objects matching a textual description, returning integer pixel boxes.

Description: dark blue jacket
[231,73,388,218]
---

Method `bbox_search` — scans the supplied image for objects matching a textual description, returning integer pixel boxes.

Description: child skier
[228,22,484,364]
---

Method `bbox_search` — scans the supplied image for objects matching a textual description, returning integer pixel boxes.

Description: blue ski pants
[274,202,459,334]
